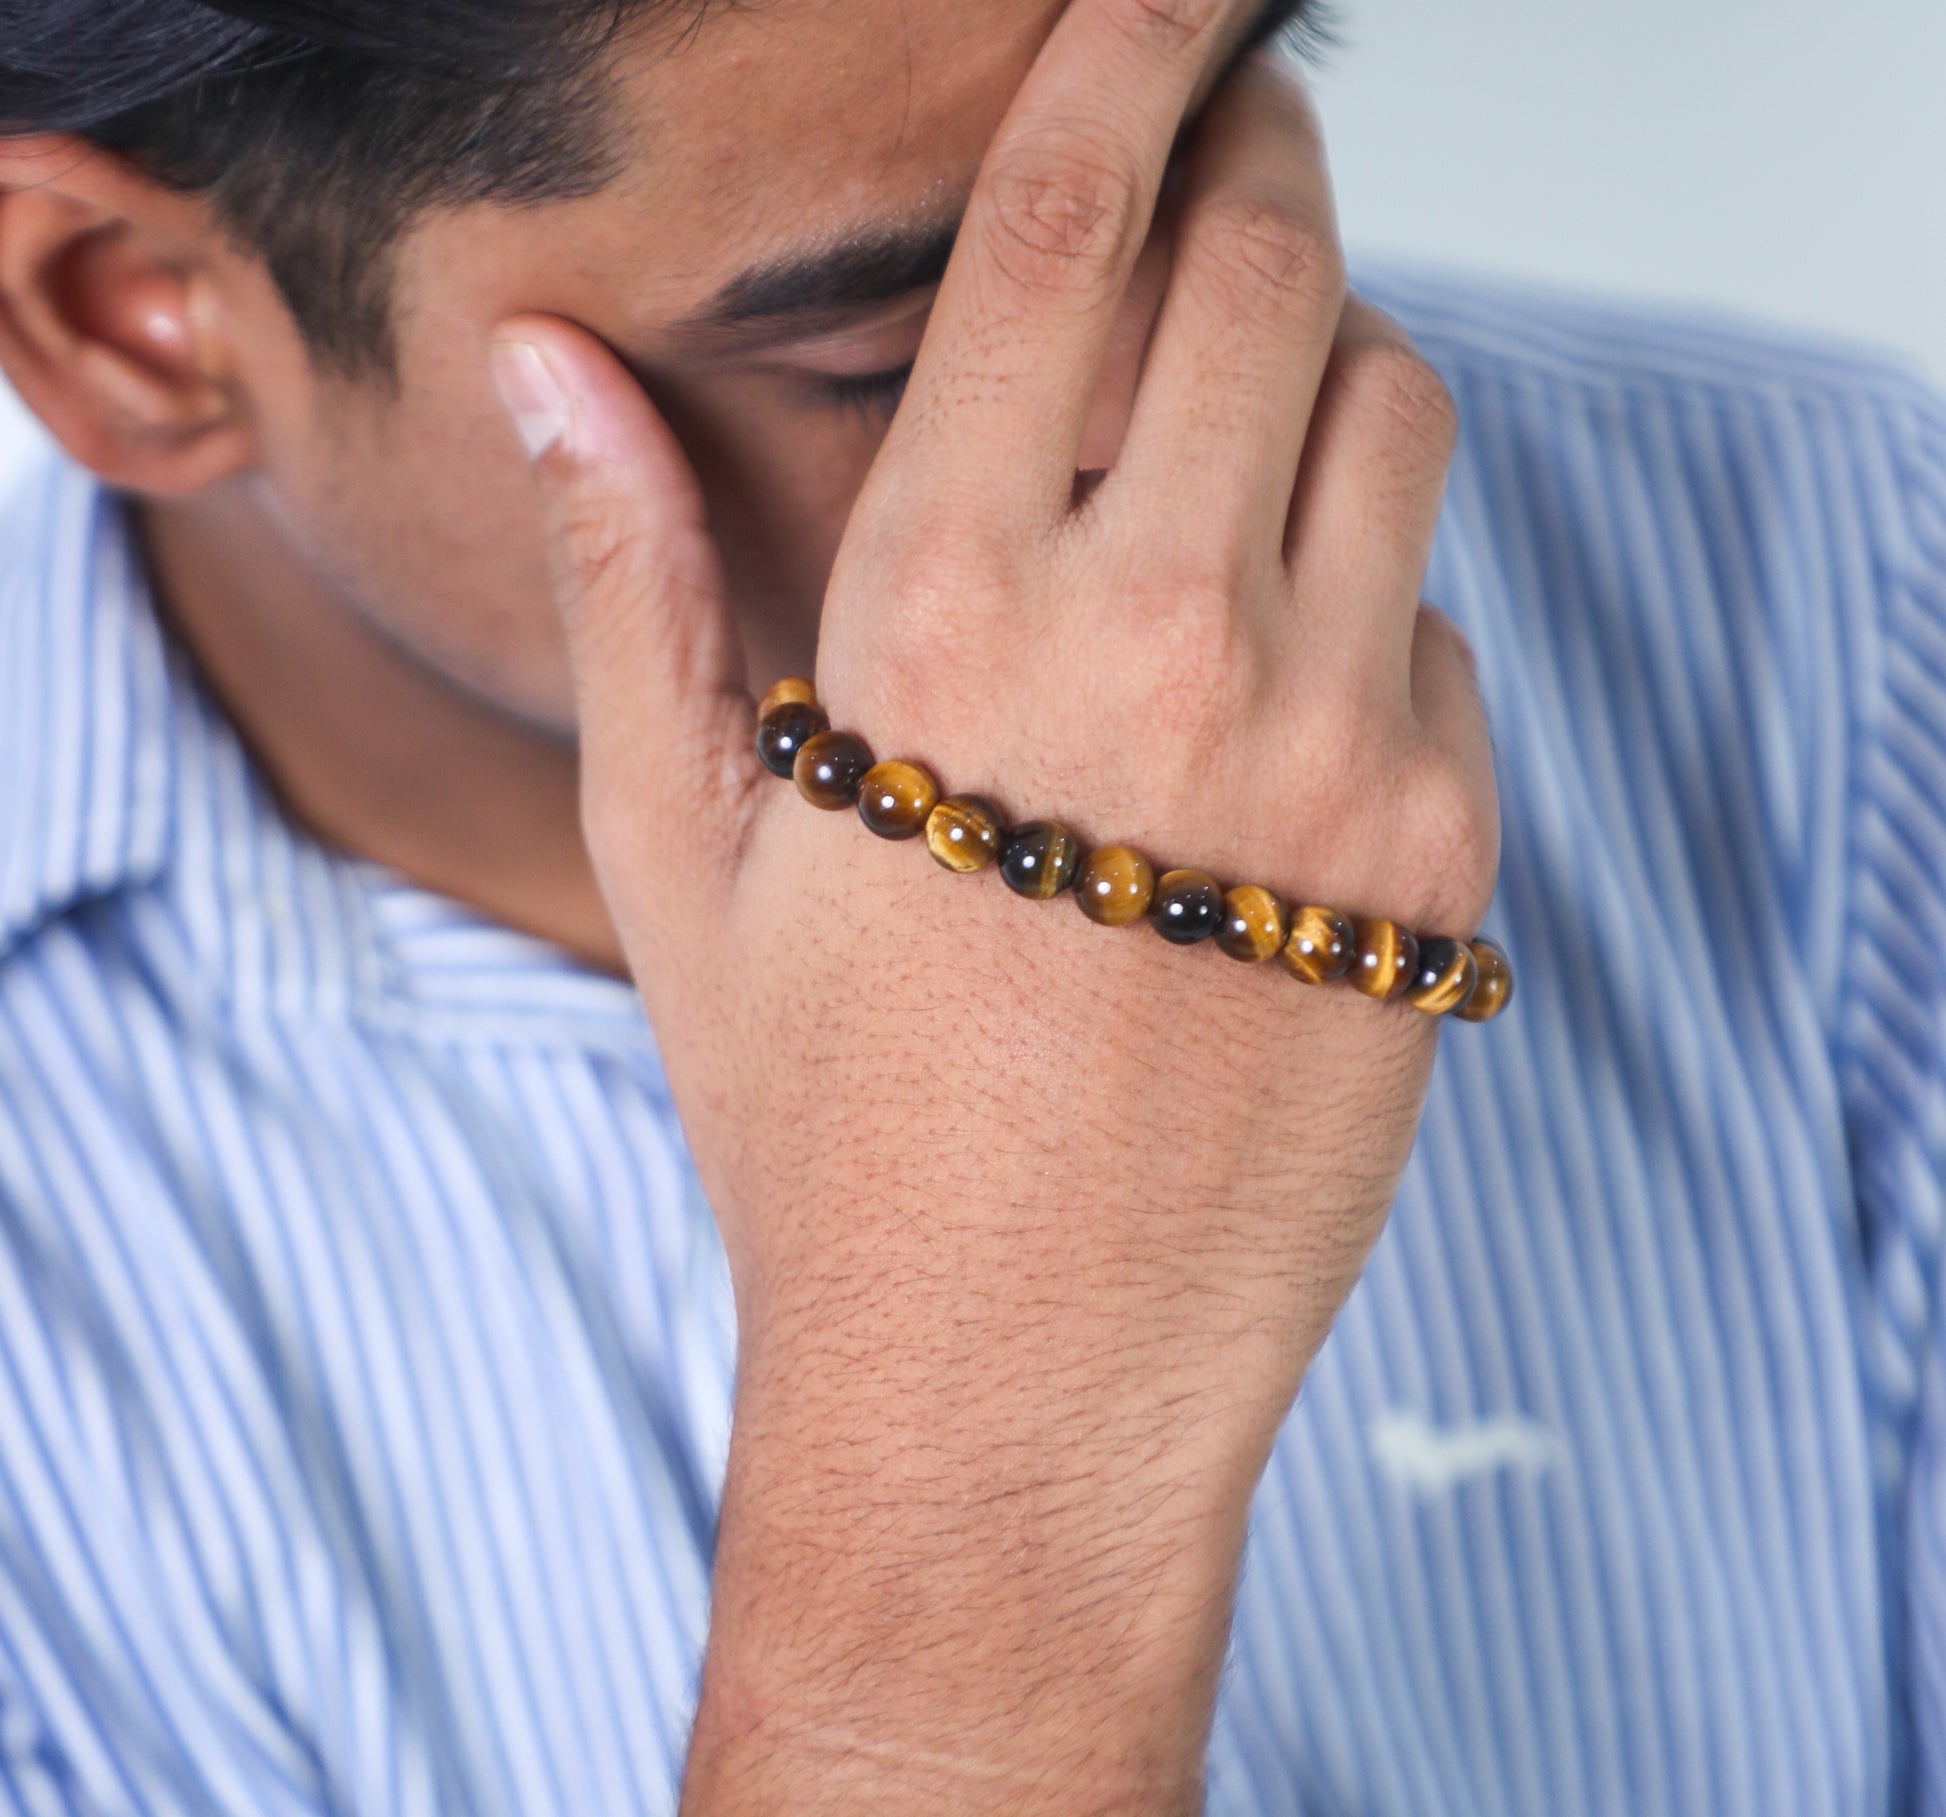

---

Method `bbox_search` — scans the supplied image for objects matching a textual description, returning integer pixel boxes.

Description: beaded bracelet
[754,678,1513,1024]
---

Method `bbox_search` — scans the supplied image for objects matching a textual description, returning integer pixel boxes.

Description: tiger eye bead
[793,729,874,809]
[857,760,939,839]
[1279,905,1356,984]
[758,676,818,719]
[1151,869,1226,945]
[756,699,829,778]
[1076,845,1156,926]
[925,795,1005,873]
[999,821,1083,899]
[1216,885,1289,963]
[1406,935,1480,1017]
[1349,918,1419,1000]
[1456,938,1515,1023]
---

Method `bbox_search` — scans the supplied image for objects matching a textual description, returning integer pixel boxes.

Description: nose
[1075,222,1175,475]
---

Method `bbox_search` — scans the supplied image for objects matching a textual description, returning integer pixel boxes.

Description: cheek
[265,365,577,728]
[656,377,886,633]
[254,345,884,730]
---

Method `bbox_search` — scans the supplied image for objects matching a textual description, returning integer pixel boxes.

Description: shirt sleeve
[1841,379,1946,1811]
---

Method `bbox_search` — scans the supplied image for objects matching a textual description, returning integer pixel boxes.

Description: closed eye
[809,362,914,422]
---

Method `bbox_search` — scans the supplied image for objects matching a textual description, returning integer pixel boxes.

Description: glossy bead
[1076,845,1156,926]
[857,760,939,839]
[1349,917,1419,1000]
[999,821,1083,899]
[756,699,828,778]
[1406,935,1480,1016]
[1279,905,1355,984]
[1151,869,1226,945]
[793,729,874,809]
[1456,938,1515,1023]
[759,676,818,719]
[1216,884,1288,963]
[925,795,1004,873]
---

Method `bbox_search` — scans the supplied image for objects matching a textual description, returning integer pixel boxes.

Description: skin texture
[0,1,1500,1808]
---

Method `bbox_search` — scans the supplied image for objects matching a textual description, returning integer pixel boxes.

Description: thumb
[489,314,755,899]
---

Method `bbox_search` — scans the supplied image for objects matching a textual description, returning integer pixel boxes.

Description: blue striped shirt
[3,267,1946,1815]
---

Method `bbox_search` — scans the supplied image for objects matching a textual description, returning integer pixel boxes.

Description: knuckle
[1129,587,1259,730]
[841,526,1021,690]
[1396,745,1500,926]
[864,584,967,708]
[876,517,1018,625]
[1102,0,1225,53]
[1135,540,1254,623]
[1190,192,1342,330]
[1342,341,1460,468]
[980,132,1141,297]
[1295,691,1373,797]
[552,484,642,612]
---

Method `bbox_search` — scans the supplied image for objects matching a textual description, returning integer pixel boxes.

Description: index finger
[887,0,1299,531]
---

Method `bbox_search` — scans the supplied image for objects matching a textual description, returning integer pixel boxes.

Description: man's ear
[0,135,258,493]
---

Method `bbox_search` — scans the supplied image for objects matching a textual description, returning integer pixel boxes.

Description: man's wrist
[682,1362,1258,1814]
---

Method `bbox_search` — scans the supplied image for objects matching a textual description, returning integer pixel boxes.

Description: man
[0,0,1941,1810]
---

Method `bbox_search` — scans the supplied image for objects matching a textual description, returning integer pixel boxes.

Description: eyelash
[1250,0,1332,58]
[813,363,914,422]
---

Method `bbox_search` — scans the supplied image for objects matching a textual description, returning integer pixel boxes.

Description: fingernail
[490,339,569,460]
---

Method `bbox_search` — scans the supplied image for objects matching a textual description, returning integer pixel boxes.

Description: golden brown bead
[924,795,1004,873]
[758,676,818,718]
[1349,918,1419,1000]
[1456,938,1515,1023]
[1406,935,1480,1017]
[1151,869,1226,945]
[857,760,940,839]
[1216,885,1288,963]
[999,821,1083,898]
[1279,906,1356,984]
[1076,845,1157,926]
[793,729,874,809]
[755,699,829,778]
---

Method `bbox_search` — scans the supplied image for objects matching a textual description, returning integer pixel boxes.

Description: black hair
[0,1,683,376]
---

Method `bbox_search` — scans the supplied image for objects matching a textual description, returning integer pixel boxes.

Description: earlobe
[0,136,256,494]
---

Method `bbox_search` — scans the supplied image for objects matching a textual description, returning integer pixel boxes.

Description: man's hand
[492,1,1496,1808]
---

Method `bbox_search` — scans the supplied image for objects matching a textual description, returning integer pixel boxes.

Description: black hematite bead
[756,700,829,778]
[998,821,1082,899]
[1151,869,1226,945]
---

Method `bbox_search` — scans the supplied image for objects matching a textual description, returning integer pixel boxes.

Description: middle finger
[1100,53,1344,569]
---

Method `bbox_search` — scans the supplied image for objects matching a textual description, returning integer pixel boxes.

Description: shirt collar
[0,460,177,957]
[0,457,651,1049]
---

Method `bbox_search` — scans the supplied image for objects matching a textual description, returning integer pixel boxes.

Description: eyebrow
[671,0,1317,345]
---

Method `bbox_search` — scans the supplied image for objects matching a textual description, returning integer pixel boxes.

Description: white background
[3,0,1943,492]
[1309,0,1946,385]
